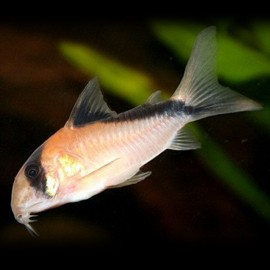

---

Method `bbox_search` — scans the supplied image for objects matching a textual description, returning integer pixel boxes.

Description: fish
[11,26,262,235]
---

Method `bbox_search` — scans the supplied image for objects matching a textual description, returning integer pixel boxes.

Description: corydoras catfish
[11,26,261,235]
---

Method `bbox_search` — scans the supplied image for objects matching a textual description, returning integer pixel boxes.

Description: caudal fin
[171,26,262,121]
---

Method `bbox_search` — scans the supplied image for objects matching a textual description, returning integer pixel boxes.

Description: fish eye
[25,164,41,180]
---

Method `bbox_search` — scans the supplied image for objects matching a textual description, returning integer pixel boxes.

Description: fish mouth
[16,213,39,236]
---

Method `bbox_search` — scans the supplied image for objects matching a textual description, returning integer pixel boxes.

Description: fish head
[11,144,60,235]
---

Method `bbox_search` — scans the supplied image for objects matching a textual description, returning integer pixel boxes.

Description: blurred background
[0,18,270,252]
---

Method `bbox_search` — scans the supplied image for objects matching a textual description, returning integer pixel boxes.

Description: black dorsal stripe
[104,100,192,123]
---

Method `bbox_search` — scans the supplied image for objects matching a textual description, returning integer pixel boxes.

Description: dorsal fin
[65,77,117,128]
[146,90,162,104]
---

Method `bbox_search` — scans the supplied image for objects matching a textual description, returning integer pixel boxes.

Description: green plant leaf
[151,21,270,82]
[191,124,270,222]
[59,42,154,105]
[252,21,270,56]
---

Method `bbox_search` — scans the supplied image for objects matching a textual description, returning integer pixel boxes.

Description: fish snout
[13,208,33,224]
[15,212,28,224]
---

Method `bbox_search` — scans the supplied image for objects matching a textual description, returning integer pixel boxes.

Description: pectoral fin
[110,170,152,188]
[68,158,120,202]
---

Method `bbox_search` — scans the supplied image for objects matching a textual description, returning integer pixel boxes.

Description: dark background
[0,19,269,255]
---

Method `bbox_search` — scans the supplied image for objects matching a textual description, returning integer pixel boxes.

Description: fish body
[11,26,261,234]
